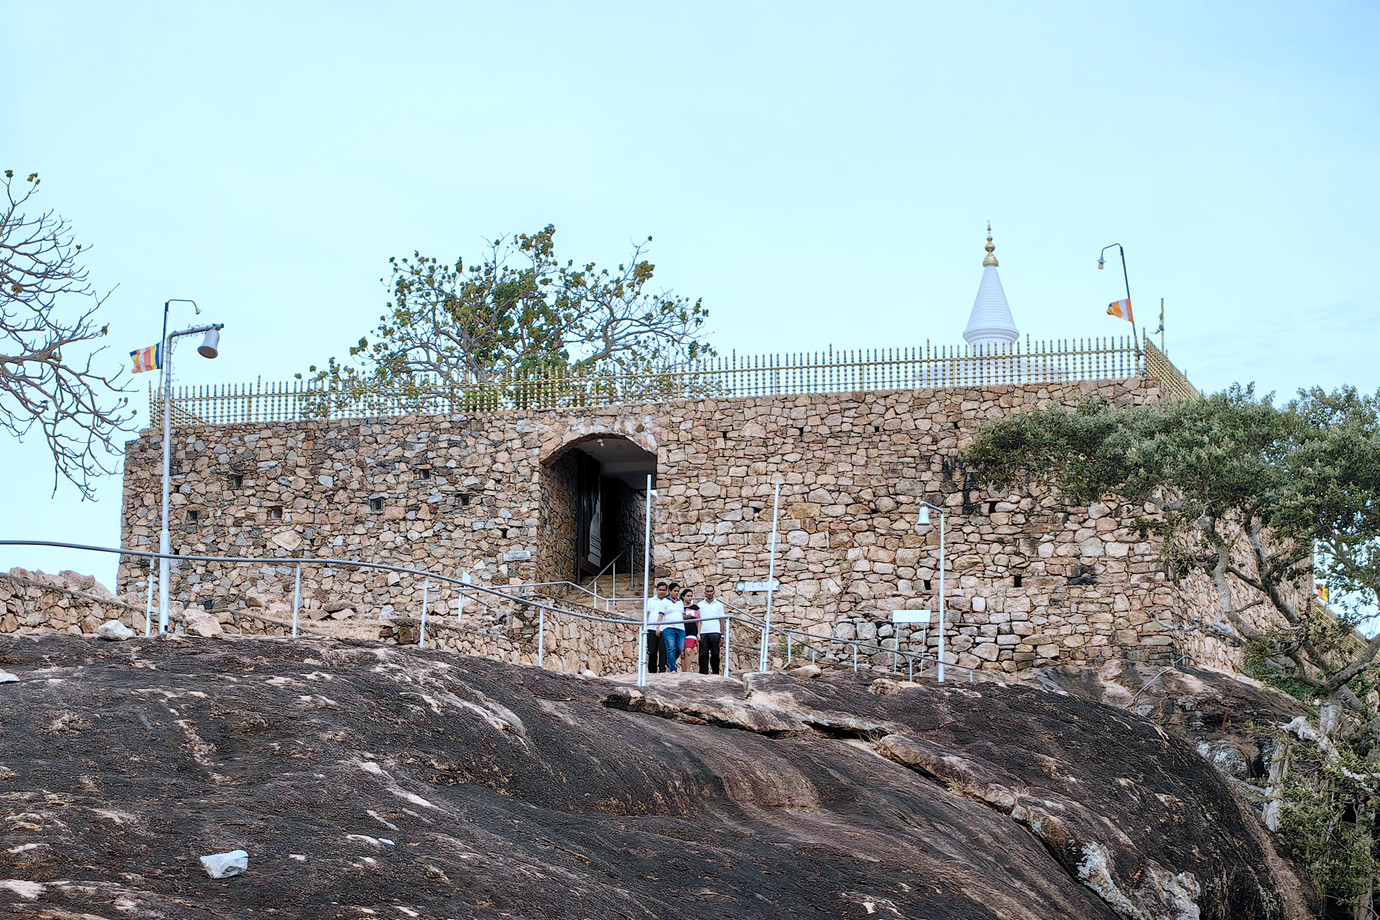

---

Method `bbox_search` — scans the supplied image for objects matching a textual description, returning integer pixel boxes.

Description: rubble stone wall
[117,377,1259,675]
[1,570,144,635]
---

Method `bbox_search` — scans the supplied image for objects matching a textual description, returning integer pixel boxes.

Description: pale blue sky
[4,0,1378,584]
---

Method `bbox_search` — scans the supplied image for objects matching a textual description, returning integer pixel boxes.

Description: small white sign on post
[736,580,780,594]
[890,610,932,624]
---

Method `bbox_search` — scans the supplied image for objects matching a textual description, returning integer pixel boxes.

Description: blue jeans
[662,627,686,671]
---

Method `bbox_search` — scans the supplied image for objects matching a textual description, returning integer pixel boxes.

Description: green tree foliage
[300,226,712,412]
[1275,733,1378,908]
[1,170,131,499]
[965,384,1380,723]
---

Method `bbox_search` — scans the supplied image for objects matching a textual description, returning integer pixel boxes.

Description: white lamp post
[638,476,655,687]
[916,499,947,682]
[158,298,224,634]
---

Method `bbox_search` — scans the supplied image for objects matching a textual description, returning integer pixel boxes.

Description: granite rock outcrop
[0,633,1308,919]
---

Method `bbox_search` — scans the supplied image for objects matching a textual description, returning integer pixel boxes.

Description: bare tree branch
[0,170,132,499]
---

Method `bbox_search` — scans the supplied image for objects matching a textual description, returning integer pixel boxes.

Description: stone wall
[118,377,1255,675]
[2,570,144,635]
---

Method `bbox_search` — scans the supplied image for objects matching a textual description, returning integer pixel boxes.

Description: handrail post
[723,617,732,679]
[291,563,301,638]
[538,607,545,667]
[144,570,155,637]
[938,506,946,683]
[759,482,781,672]
[458,571,470,624]
[853,643,858,673]
[419,575,430,648]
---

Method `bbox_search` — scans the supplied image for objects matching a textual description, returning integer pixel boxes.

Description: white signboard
[503,550,533,562]
[735,580,781,593]
[890,610,932,624]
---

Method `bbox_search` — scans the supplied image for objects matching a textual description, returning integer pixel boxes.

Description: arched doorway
[541,435,657,583]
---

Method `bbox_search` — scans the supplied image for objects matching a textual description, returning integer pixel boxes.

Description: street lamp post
[638,475,655,688]
[916,499,947,682]
[158,298,224,634]
[1097,243,1139,348]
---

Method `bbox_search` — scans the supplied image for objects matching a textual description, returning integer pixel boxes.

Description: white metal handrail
[2,539,973,685]
[778,625,977,683]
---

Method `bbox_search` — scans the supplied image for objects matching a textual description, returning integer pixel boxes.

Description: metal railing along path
[777,624,977,683]
[1,539,978,685]
[0,540,632,655]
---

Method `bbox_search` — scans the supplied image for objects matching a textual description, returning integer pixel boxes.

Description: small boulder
[323,600,352,613]
[200,849,248,879]
[96,620,135,642]
[184,611,224,638]
[868,678,920,697]
[788,664,823,679]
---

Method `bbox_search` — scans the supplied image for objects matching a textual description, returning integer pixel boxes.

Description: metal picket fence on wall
[150,337,1197,426]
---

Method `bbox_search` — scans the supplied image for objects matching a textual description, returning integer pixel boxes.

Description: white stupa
[962,223,1019,346]
[913,223,1062,387]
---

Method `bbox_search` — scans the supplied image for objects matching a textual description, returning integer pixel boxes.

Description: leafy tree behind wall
[1,170,131,499]
[301,226,712,410]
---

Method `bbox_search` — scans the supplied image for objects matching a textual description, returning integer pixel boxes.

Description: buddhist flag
[1317,585,1329,604]
[1106,298,1134,323]
[130,344,161,373]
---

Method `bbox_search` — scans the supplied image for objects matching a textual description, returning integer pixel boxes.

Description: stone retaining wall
[2,570,145,635]
[117,378,1259,675]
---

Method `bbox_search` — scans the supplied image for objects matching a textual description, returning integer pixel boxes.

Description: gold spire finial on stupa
[983,222,998,267]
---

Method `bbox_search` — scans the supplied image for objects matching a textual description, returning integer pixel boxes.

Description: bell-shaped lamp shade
[917,505,931,526]
[197,329,220,359]
[1096,256,1105,270]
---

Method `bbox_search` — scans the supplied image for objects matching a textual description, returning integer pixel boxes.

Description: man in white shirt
[644,582,670,673]
[698,584,726,675]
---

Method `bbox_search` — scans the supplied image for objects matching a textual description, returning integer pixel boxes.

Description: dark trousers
[699,633,722,675]
[646,631,667,673]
